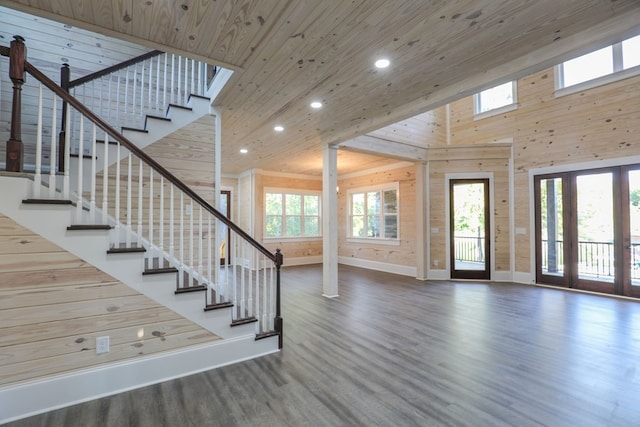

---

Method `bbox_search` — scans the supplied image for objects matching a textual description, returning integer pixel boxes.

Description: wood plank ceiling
[1,0,639,176]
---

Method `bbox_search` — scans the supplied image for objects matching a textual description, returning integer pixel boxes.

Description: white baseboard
[493,271,513,282]
[513,271,535,284]
[338,256,417,277]
[0,335,279,424]
[283,255,322,267]
[428,269,448,280]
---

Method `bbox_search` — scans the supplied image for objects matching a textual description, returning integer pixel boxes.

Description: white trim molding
[338,256,417,278]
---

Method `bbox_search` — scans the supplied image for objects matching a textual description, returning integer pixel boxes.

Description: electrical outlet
[96,336,110,354]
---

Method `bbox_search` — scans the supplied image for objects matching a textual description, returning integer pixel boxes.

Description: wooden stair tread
[67,224,112,230]
[22,199,72,205]
[255,330,279,341]
[121,126,148,133]
[204,301,234,311]
[143,267,178,275]
[175,285,207,294]
[107,246,146,254]
[230,316,257,327]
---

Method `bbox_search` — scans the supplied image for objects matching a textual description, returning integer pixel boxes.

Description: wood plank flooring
[7,264,640,426]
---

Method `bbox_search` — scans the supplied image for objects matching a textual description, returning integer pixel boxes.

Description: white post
[322,144,339,297]
[137,160,144,244]
[126,153,133,247]
[416,162,428,280]
[169,184,175,258]
[159,176,165,253]
[101,134,109,223]
[113,142,121,244]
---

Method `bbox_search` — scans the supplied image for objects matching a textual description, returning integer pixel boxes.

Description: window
[348,183,399,240]
[556,34,640,91]
[473,81,517,118]
[264,189,321,238]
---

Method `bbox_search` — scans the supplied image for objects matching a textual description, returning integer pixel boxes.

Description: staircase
[0,37,282,423]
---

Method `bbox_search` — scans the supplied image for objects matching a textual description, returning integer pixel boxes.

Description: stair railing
[1,40,283,347]
[62,51,216,158]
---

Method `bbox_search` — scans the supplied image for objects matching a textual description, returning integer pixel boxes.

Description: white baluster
[115,69,122,129]
[269,262,275,330]
[140,61,145,117]
[180,192,185,285]
[33,83,43,199]
[126,152,132,247]
[207,215,212,296]
[240,240,245,320]
[163,53,168,108]
[198,206,203,281]
[107,73,113,124]
[48,94,57,198]
[159,176,165,254]
[89,124,97,222]
[123,67,130,115]
[190,58,195,96]
[184,57,189,103]
[169,184,175,259]
[75,116,84,223]
[114,141,121,245]
[198,61,203,96]
[137,160,144,244]
[171,54,176,104]
[177,56,182,105]
[62,103,71,200]
[148,57,154,110]
[148,169,154,256]
[132,63,138,116]
[102,133,109,223]
[263,254,268,331]
[255,250,260,325]
[155,55,161,111]
[189,198,194,280]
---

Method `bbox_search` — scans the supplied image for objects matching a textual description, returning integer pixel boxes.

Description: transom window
[348,183,399,240]
[264,189,321,238]
[473,81,517,117]
[556,34,640,90]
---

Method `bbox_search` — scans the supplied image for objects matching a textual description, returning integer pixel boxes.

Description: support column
[322,144,339,297]
[212,107,222,288]
[416,161,428,280]
[6,35,26,172]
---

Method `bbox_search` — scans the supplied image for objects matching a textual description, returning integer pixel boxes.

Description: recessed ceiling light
[375,58,390,69]
[240,148,248,154]
[310,101,323,109]
[274,125,284,132]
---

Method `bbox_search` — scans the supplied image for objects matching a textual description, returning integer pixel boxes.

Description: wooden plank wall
[0,214,219,388]
[446,67,640,273]
[338,164,417,267]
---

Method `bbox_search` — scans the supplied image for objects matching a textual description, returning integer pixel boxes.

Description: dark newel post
[59,63,70,173]
[6,35,26,172]
[274,248,283,349]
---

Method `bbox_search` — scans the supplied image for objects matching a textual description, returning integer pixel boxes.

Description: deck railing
[454,235,485,263]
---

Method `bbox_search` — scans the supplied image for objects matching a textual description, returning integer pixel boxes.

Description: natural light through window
[558,34,640,91]
[265,189,321,238]
[348,183,399,241]
[474,81,516,116]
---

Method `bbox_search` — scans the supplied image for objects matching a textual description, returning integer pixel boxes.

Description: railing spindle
[75,116,84,222]
[90,124,97,222]
[126,152,132,247]
[62,102,71,199]
[48,94,57,198]
[33,83,43,198]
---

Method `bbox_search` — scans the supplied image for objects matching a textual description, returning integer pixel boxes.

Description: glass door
[535,175,569,287]
[450,179,490,280]
[573,171,616,294]
[623,166,640,297]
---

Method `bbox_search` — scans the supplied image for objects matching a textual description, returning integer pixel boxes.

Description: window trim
[554,36,640,97]
[473,81,518,120]
[346,182,400,242]
[263,187,322,240]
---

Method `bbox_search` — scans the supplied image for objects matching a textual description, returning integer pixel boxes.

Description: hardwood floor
[7,265,640,426]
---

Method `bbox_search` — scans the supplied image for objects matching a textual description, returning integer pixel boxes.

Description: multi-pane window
[557,34,640,89]
[474,81,516,115]
[265,190,321,238]
[348,184,399,240]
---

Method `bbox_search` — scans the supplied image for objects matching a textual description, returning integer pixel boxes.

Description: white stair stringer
[69,95,211,193]
[0,173,279,422]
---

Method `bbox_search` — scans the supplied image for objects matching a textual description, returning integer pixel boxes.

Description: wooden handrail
[24,59,278,263]
[68,50,164,88]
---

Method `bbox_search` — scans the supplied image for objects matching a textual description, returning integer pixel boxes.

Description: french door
[535,165,640,297]
[450,179,490,280]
